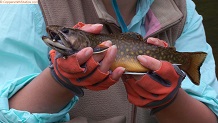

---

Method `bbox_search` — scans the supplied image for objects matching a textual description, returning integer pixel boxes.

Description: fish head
[43,25,90,55]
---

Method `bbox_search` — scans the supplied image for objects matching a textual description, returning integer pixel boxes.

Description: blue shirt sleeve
[0,4,48,83]
[175,0,218,115]
[0,5,78,122]
[0,74,79,123]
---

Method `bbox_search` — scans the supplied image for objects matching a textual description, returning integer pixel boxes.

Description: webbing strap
[111,0,128,32]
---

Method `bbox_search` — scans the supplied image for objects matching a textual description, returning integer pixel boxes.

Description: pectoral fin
[93,44,109,54]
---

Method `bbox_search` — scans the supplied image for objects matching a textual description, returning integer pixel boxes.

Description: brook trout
[42,25,207,85]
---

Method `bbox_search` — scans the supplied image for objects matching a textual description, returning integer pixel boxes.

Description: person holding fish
[0,0,217,123]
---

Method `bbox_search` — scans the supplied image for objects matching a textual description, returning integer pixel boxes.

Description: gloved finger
[85,75,117,91]
[125,76,160,100]
[50,49,88,75]
[147,37,168,47]
[124,81,151,107]
[121,74,132,81]
[73,66,124,88]
[93,40,113,62]
[128,94,155,107]
[75,47,93,65]
[124,80,141,98]
[122,74,142,82]
[71,68,109,86]
[125,78,167,108]
[154,61,182,83]
[60,41,112,77]
[98,45,117,73]
[49,49,56,64]
[135,74,170,100]
[59,56,99,79]
[111,67,125,80]
[91,67,125,89]
[73,22,85,29]
[73,22,103,34]
[137,55,161,71]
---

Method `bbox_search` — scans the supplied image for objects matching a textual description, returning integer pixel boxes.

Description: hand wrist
[150,87,181,115]
[41,67,75,95]
[9,67,74,113]
[155,88,184,114]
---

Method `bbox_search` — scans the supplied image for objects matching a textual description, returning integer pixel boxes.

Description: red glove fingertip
[155,61,180,82]
[73,22,85,29]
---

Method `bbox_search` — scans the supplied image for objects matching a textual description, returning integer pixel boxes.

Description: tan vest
[39,0,187,123]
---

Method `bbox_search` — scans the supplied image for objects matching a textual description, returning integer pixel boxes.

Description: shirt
[0,5,78,123]
[123,0,218,116]
[0,0,217,122]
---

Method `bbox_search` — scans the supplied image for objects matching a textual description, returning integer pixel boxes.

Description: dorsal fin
[121,32,144,41]
[167,46,176,50]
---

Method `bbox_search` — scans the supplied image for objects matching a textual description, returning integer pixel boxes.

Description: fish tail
[180,52,207,85]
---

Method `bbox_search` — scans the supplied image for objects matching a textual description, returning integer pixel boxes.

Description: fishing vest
[39,0,187,123]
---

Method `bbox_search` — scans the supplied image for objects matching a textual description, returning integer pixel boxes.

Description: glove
[122,61,186,114]
[48,22,118,96]
[49,49,117,97]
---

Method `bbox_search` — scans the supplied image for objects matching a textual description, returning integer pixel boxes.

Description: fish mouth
[49,31,61,41]
[42,27,74,55]
[46,28,70,48]
[46,25,69,42]
[46,27,62,43]
[47,27,72,46]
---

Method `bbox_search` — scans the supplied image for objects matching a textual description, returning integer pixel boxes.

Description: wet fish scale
[73,31,197,79]
[42,25,207,85]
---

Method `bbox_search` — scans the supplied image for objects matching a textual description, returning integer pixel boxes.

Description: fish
[42,25,207,85]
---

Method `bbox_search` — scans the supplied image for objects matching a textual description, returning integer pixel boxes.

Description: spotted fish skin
[42,25,207,85]
[85,32,193,72]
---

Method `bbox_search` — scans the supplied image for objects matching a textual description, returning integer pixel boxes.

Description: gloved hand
[122,38,186,114]
[49,22,125,96]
